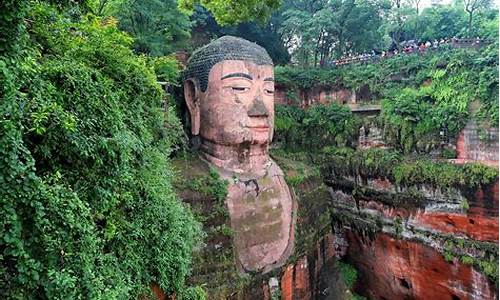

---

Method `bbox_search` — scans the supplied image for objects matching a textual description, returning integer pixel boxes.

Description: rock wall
[171,154,354,299]
[269,233,349,300]
[170,153,498,299]
[346,231,496,300]
[275,85,362,107]
[326,170,499,300]
[456,120,499,165]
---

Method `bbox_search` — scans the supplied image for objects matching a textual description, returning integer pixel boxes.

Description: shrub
[441,147,457,159]
[0,3,200,299]
[338,262,358,289]
[274,103,360,150]
[275,46,499,152]
[320,148,498,189]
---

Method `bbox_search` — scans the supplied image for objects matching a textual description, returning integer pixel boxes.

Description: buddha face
[184,60,274,148]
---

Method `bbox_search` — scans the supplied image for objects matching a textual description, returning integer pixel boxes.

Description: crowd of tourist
[330,37,488,66]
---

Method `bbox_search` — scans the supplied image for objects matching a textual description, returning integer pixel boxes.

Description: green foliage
[338,262,358,289]
[149,55,181,83]
[276,46,498,152]
[444,251,455,262]
[441,238,498,284]
[178,285,207,300]
[417,4,468,41]
[172,156,247,299]
[382,87,464,154]
[320,148,498,189]
[188,167,229,202]
[0,0,27,56]
[1,3,201,298]
[393,160,462,188]
[218,13,291,65]
[478,259,499,284]
[270,287,282,300]
[179,0,282,25]
[185,0,497,66]
[187,6,290,64]
[441,147,457,159]
[274,103,360,150]
[303,104,360,148]
[278,0,390,66]
[460,255,474,265]
[461,199,470,211]
[115,0,191,56]
[271,150,321,186]
[461,162,499,186]
[394,217,403,237]
[322,147,400,180]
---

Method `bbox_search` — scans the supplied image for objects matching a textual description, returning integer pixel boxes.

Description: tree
[280,0,389,66]
[189,6,290,64]
[475,10,499,38]
[178,0,282,25]
[116,0,191,56]
[463,0,491,37]
[418,4,467,40]
[88,0,124,16]
[407,0,422,39]
[1,2,201,298]
[385,0,413,49]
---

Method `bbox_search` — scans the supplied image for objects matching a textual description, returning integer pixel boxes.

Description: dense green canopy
[0,2,200,298]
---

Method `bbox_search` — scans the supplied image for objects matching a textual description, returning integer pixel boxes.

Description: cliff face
[172,154,353,299]
[346,232,495,300]
[274,84,365,107]
[171,152,498,300]
[455,120,499,166]
[326,169,498,300]
[240,155,355,300]
[412,182,498,243]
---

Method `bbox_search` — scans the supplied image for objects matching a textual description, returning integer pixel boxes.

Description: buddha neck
[200,139,271,176]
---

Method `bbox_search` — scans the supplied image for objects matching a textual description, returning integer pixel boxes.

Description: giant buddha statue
[183,36,295,273]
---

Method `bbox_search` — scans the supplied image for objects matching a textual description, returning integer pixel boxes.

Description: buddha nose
[247,94,269,117]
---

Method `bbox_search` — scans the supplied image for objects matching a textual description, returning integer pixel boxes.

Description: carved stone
[183,36,295,272]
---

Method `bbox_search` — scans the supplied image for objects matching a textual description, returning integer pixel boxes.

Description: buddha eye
[231,86,250,93]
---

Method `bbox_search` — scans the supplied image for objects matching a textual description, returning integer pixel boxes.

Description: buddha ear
[184,78,201,136]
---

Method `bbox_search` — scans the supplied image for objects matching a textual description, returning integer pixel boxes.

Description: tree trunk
[414,5,419,40]
[468,11,473,38]
[313,31,323,67]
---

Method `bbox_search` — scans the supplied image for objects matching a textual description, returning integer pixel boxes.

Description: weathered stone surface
[409,182,499,243]
[271,233,349,300]
[274,85,357,107]
[294,256,312,300]
[224,160,295,272]
[281,265,294,300]
[183,36,295,273]
[456,120,499,164]
[345,231,496,300]
[358,125,386,149]
[327,171,499,241]
[327,166,498,300]
[412,212,498,242]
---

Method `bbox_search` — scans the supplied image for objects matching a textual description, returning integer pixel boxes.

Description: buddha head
[183,36,274,174]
